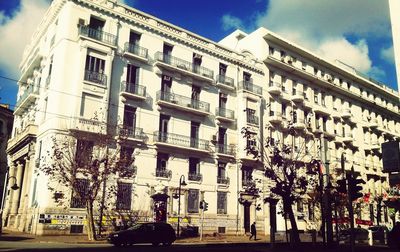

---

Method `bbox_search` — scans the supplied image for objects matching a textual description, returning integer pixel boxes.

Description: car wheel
[152,242,159,246]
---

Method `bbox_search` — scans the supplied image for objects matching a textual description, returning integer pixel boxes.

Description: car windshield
[128,223,142,230]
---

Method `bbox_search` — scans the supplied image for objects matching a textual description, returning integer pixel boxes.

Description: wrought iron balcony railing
[239,80,262,95]
[78,25,117,46]
[216,74,235,88]
[242,179,256,187]
[84,70,107,85]
[117,126,147,141]
[153,131,210,151]
[155,169,172,178]
[217,176,230,185]
[154,52,214,79]
[246,113,259,125]
[156,91,210,113]
[120,81,146,97]
[124,42,148,59]
[188,173,203,182]
[215,107,235,120]
[216,144,235,156]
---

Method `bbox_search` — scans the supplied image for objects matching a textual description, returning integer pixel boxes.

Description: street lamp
[173,175,186,238]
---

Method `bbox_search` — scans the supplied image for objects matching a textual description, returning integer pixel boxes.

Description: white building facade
[3,0,400,236]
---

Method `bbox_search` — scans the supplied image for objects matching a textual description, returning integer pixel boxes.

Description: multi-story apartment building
[0,104,13,224]
[3,0,400,236]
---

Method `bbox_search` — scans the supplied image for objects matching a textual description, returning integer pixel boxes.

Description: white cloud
[317,38,371,73]
[221,0,391,77]
[221,14,244,31]
[0,0,50,77]
[381,45,394,63]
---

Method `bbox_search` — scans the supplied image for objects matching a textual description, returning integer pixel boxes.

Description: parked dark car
[339,227,369,241]
[368,225,388,243]
[108,222,176,246]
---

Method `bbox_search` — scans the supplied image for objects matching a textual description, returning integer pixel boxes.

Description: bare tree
[40,131,134,240]
[242,125,322,244]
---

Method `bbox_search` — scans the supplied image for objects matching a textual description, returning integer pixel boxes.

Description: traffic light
[336,178,347,194]
[199,200,204,209]
[348,176,365,201]
[203,201,208,211]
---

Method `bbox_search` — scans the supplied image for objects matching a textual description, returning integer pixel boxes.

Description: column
[10,161,23,214]
[2,162,17,216]
[19,156,31,213]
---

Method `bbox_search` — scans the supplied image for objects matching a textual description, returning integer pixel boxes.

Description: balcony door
[123,105,136,135]
[161,75,172,101]
[89,16,104,30]
[126,64,139,93]
[218,127,227,152]
[191,85,200,109]
[129,31,141,45]
[159,114,170,142]
[163,43,173,63]
[193,53,202,74]
[190,121,200,148]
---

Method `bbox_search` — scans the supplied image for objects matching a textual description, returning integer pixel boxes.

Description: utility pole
[321,137,333,246]
[347,166,356,252]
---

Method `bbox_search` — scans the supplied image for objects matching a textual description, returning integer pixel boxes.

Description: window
[219,93,227,109]
[193,53,202,73]
[123,105,136,129]
[219,63,227,76]
[116,182,132,210]
[242,166,253,186]
[158,114,170,142]
[126,64,139,85]
[243,72,251,82]
[163,43,173,63]
[129,31,141,45]
[119,146,134,177]
[156,153,168,171]
[84,54,106,84]
[89,16,104,30]
[217,162,226,178]
[269,46,274,56]
[70,225,84,233]
[217,192,227,214]
[189,157,200,175]
[75,140,93,167]
[187,189,199,213]
[190,121,200,148]
[80,93,102,119]
[71,179,89,208]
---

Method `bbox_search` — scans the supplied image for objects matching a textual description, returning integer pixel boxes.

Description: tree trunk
[86,201,97,241]
[283,198,301,245]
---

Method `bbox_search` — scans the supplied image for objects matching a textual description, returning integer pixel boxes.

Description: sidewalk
[0,231,270,245]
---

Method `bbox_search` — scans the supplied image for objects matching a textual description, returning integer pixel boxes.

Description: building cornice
[73,0,264,74]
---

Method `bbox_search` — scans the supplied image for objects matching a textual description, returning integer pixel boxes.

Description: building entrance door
[244,203,251,233]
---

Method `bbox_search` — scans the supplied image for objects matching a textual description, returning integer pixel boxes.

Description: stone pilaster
[10,161,23,215]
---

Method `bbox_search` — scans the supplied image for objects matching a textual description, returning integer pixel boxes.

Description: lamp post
[174,175,186,238]
[0,172,20,235]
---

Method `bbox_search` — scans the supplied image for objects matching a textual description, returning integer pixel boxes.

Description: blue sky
[0,0,397,109]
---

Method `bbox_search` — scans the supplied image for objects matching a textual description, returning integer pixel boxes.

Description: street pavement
[0,231,398,252]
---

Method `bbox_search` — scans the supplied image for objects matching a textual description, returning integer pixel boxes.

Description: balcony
[155,169,172,179]
[78,25,117,46]
[69,118,107,135]
[242,179,256,188]
[267,82,281,95]
[154,52,214,82]
[119,164,137,178]
[313,104,330,116]
[342,133,354,144]
[7,123,37,153]
[371,141,381,151]
[120,81,146,101]
[188,173,203,182]
[216,75,235,90]
[217,176,230,185]
[153,131,210,154]
[123,42,148,62]
[156,91,210,116]
[216,144,236,157]
[84,70,107,86]
[341,108,352,119]
[215,107,235,123]
[269,111,283,124]
[239,81,262,96]
[14,85,40,115]
[117,126,147,143]
[246,113,259,126]
[369,118,378,128]
[291,91,304,103]
[323,129,336,139]
[293,118,306,130]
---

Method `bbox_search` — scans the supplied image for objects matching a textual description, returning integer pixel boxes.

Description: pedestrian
[249,222,257,240]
